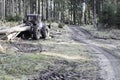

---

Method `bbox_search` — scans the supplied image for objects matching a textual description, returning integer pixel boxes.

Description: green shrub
[14,14,22,21]
[58,23,65,28]
[115,3,120,28]
[99,3,115,26]
[6,15,14,21]
[99,3,120,29]
[47,19,55,23]
[6,14,22,22]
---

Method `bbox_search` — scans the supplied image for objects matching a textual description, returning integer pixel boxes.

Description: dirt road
[70,25,120,80]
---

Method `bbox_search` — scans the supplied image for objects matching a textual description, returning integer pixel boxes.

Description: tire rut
[70,26,120,80]
[29,60,101,80]
[11,42,42,53]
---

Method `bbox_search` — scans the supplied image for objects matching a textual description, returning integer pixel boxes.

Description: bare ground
[70,25,120,80]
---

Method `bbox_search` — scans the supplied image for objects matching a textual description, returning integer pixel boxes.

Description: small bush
[6,15,14,21]
[99,3,115,26]
[115,3,120,28]
[6,14,22,22]
[99,3,120,29]
[58,23,65,28]
[14,14,22,21]
[47,19,55,23]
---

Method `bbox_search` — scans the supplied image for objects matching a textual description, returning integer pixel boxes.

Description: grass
[0,22,98,80]
[0,45,97,80]
[82,25,120,40]
[50,43,89,56]
[0,21,19,27]
[0,53,55,79]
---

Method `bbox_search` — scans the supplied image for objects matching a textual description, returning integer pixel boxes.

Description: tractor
[18,14,50,40]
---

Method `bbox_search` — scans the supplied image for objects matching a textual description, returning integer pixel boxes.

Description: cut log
[7,32,21,40]
[0,24,31,34]
[0,24,31,40]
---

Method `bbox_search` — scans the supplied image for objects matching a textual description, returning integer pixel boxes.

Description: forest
[0,0,120,28]
[1,0,120,80]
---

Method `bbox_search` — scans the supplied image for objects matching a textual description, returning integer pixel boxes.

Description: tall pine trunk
[46,0,49,20]
[12,0,15,16]
[38,0,41,14]
[93,0,97,27]
[41,0,44,20]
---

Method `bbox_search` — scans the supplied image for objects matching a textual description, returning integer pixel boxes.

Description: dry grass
[41,52,88,60]
[82,25,120,40]
[0,21,19,27]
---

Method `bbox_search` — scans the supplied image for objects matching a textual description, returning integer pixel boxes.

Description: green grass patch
[0,21,19,27]
[0,53,52,79]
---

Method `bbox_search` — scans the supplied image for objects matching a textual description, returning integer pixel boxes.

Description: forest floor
[0,22,120,80]
[81,25,120,40]
[0,22,101,80]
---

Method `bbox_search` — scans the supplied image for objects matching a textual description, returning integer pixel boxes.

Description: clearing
[1,22,120,80]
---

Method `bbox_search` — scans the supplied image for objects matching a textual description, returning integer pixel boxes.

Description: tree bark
[93,0,97,27]
[41,0,44,20]
[38,0,41,14]
[82,1,86,24]
[46,0,49,20]
[12,0,15,16]
[0,24,30,34]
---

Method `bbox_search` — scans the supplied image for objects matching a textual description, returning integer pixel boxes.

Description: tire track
[70,26,120,80]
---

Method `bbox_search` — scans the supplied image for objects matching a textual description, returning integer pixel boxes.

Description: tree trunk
[93,0,97,27]
[12,0,15,16]
[46,0,49,20]
[38,0,41,14]
[18,0,22,15]
[81,1,86,24]
[41,0,44,20]
[73,10,76,25]
[2,0,5,20]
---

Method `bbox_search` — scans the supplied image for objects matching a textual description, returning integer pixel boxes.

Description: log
[0,24,31,34]
[0,31,21,40]
[0,24,31,40]
[7,32,21,40]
